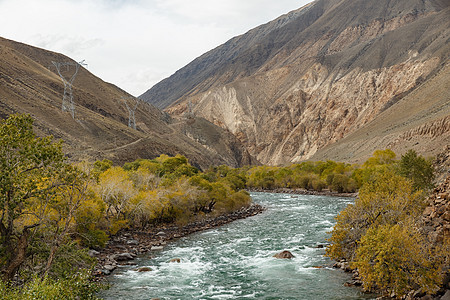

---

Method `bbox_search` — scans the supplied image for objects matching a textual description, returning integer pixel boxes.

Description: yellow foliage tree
[353,223,443,297]
[327,171,425,261]
[97,167,136,221]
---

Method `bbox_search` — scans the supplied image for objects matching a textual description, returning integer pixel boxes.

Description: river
[100,192,375,300]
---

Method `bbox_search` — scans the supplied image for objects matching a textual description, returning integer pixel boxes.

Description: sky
[0,0,313,96]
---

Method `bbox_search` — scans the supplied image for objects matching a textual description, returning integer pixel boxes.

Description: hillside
[0,37,257,169]
[140,0,450,165]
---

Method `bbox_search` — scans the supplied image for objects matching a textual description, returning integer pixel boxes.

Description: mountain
[0,37,257,169]
[140,0,450,165]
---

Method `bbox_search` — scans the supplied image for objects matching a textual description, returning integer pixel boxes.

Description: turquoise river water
[100,192,376,300]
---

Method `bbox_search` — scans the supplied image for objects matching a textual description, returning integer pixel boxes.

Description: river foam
[100,192,375,300]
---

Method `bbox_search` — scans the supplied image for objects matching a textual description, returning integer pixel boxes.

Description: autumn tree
[0,114,65,281]
[97,166,136,222]
[353,223,443,296]
[326,171,424,261]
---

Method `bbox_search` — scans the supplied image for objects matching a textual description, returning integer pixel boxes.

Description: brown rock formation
[273,250,295,259]
[423,177,450,245]
[141,0,450,165]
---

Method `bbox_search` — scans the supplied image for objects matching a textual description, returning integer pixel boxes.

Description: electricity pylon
[184,100,196,124]
[121,96,139,130]
[51,60,87,119]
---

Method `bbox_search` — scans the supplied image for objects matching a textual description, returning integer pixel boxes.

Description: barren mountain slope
[0,37,257,169]
[141,0,450,165]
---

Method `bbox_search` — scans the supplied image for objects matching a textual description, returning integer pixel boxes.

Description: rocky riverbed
[91,204,265,277]
[247,187,358,198]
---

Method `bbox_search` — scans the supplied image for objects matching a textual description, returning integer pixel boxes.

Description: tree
[398,150,434,192]
[363,149,396,167]
[0,114,65,281]
[97,166,135,221]
[326,171,424,261]
[353,223,442,296]
[40,165,91,276]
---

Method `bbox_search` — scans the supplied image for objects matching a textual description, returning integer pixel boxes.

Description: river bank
[247,187,358,198]
[92,203,266,277]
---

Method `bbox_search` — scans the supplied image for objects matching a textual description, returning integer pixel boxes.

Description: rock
[127,239,139,245]
[169,258,181,263]
[136,267,153,272]
[101,269,111,275]
[100,264,117,275]
[104,264,116,271]
[151,246,164,251]
[441,290,450,300]
[344,280,361,287]
[88,249,100,257]
[114,253,135,261]
[156,231,166,236]
[423,206,434,216]
[273,250,295,259]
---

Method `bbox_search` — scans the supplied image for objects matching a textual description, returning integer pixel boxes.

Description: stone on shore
[273,250,295,259]
[88,249,100,257]
[114,252,135,261]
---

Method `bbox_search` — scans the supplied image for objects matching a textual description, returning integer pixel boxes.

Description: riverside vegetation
[0,114,251,299]
[0,114,447,299]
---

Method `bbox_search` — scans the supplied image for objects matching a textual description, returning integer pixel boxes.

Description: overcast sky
[0,0,313,96]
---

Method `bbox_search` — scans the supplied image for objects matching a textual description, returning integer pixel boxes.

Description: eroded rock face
[177,58,440,165]
[273,250,295,259]
[145,0,449,166]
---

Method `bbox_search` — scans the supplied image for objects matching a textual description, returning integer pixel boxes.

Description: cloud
[0,0,312,96]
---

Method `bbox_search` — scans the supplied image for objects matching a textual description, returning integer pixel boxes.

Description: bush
[330,174,349,193]
[0,270,103,300]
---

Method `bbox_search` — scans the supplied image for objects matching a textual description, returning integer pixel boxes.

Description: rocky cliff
[141,0,450,165]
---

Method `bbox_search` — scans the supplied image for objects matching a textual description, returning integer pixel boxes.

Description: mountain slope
[0,37,257,169]
[141,0,450,165]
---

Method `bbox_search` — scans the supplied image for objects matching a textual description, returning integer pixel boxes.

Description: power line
[51,60,87,119]
[120,96,140,130]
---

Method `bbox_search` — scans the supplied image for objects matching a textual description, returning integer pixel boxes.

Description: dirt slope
[0,37,257,169]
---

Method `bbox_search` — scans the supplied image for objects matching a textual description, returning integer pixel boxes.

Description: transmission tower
[51,60,87,119]
[183,99,196,125]
[121,96,140,130]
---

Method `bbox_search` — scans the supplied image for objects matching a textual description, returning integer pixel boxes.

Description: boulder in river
[169,258,181,263]
[136,266,153,272]
[273,250,295,259]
